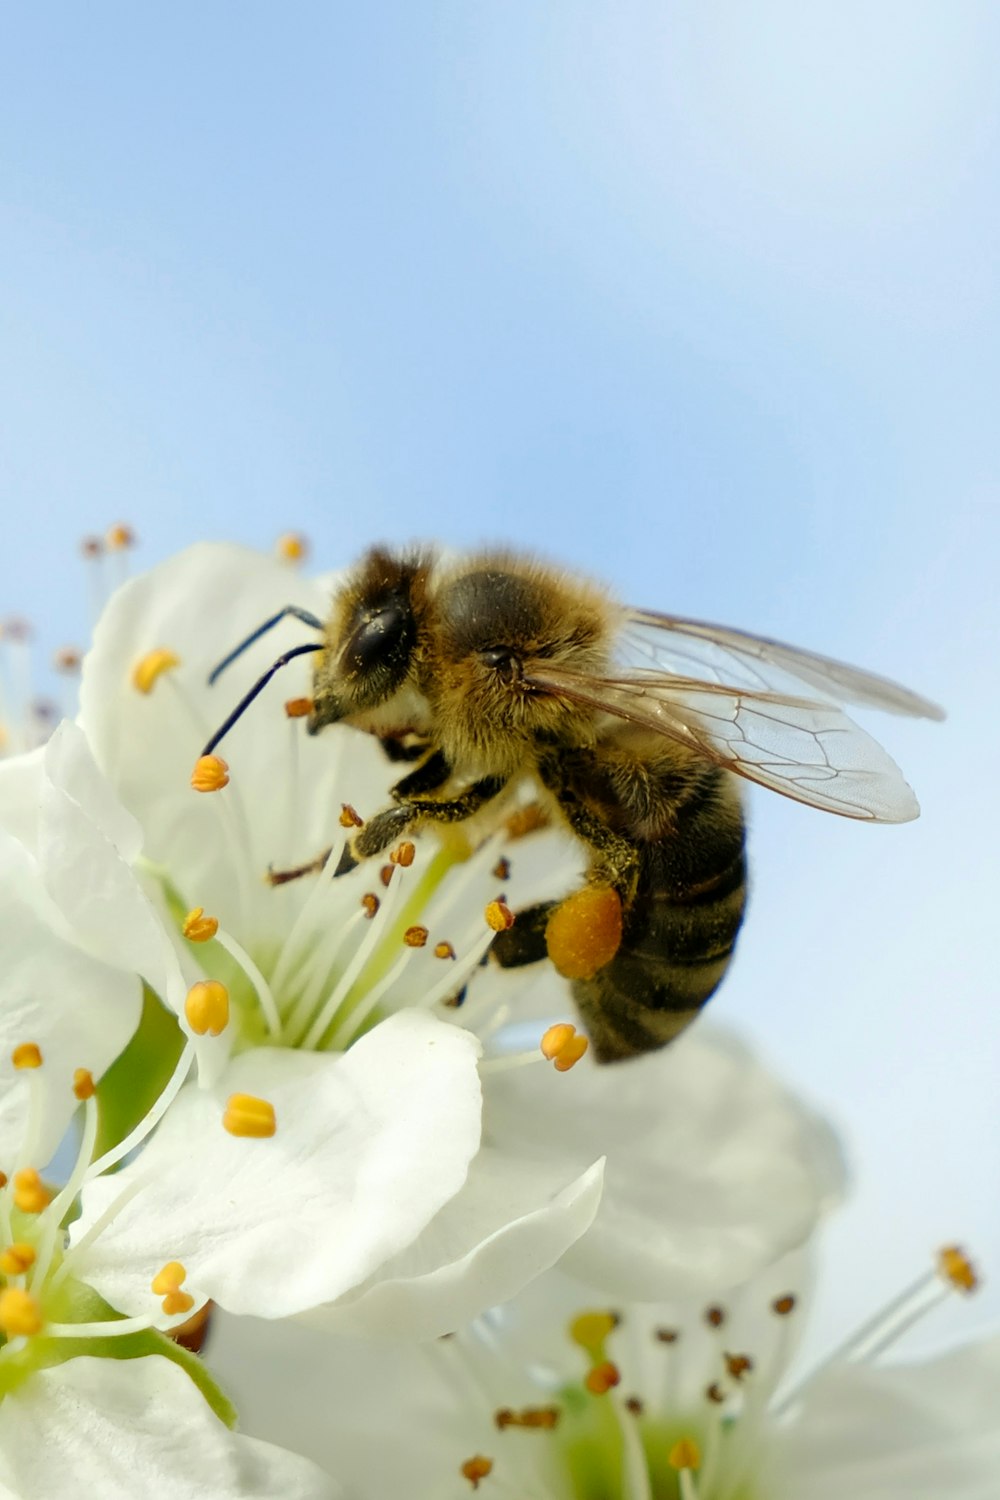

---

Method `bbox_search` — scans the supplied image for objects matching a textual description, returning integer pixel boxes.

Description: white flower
[210,1245,994,1500]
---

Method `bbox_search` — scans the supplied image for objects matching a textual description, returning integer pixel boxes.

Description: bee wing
[622,609,945,721]
[523,667,922,822]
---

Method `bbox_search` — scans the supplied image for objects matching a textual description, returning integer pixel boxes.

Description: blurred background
[1,1,997,1363]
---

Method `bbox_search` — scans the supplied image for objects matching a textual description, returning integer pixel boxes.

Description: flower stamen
[223,1093,277,1138]
[190,754,230,793]
[131,648,180,695]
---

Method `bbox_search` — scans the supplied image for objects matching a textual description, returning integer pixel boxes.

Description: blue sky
[2,2,998,1358]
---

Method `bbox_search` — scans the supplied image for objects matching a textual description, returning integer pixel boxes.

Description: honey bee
[203,547,943,1061]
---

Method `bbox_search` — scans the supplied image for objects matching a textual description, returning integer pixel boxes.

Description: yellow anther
[584,1359,621,1395]
[668,1438,702,1472]
[390,841,416,868]
[162,1289,195,1317]
[434,941,456,960]
[938,1245,979,1294]
[706,1381,726,1404]
[80,535,104,558]
[12,1043,42,1070]
[546,885,622,980]
[151,1261,188,1296]
[494,1406,560,1431]
[570,1310,617,1356]
[0,1243,36,1276]
[183,907,219,943]
[379,864,394,888]
[460,1455,493,1489]
[704,1305,726,1329]
[724,1353,754,1380]
[404,926,428,948]
[492,856,511,880]
[284,696,314,718]
[655,1326,680,1343]
[13,1169,51,1214]
[340,803,364,828]
[276,532,309,563]
[132,648,180,694]
[485,897,514,932]
[540,1023,589,1072]
[190,754,230,793]
[0,1287,43,1337]
[771,1294,797,1316]
[0,1172,7,1188]
[106,522,137,550]
[184,981,230,1037]
[73,1068,95,1101]
[361,892,380,919]
[223,1093,277,1138]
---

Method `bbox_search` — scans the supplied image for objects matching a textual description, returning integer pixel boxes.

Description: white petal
[0,1356,340,1500]
[72,1011,483,1318]
[0,832,141,1163]
[320,1153,605,1338]
[483,1025,846,1299]
[770,1338,1000,1500]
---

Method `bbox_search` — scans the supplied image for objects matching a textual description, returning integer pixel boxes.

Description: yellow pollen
[485,898,514,932]
[938,1245,979,1294]
[73,1068,96,1101]
[492,856,511,880]
[0,1287,43,1338]
[668,1438,702,1472]
[584,1360,621,1395]
[12,1043,42,1070]
[106,521,137,550]
[162,1289,195,1317]
[460,1455,493,1489]
[772,1294,797,1316]
[151,1261,188,1295]
[13,1169,51,1214]
[184,980,230,1036]
[0,1243,36,1276]
[546,885,622,980]
[390,840,416,868]
[53,646,82,674]
[276,532,309,563]
[132,648,181,694]
[361,892,380,919]
[404,926,429,948]
[284,696,314,718]
[223,1093,277,1138]
[183,908,219,943]
[434,941,456,960]
[190,754,230,793]
[570,1310,617,1356]
[340,803,364,828]
[540,1023,589,1071]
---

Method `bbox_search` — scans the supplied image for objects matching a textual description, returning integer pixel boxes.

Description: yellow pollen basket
[131,647,181,695]
[0,1287,43,1338]
[184,980,230,1036]
[183,907,220,943]
[190,754,230,793]
[223,1093,277,1138]
[12,1042,42,1070]
[0,1243,36,1276]
[12,1169,51,1214]
[545,885,623,981]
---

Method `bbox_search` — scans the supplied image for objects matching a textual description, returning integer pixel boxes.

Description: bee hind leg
[491,902,556,968]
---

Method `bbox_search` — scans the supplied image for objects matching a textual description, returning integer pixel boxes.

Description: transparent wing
[622,609,945,721]
[523,667,922,822]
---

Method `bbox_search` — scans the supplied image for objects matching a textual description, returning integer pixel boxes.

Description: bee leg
[491,902,556,968]
[353,775,509,859]
[537,755,640,902]
[389,748,452,800]
[378,732,434,764]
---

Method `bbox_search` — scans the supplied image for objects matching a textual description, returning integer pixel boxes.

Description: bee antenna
[207,606,325,686]
[202,642,324,756]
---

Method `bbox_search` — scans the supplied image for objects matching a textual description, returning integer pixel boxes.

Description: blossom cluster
[0,539,992,1498]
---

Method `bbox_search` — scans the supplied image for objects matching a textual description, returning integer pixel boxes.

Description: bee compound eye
[480,646,520,680]
[346,602,411,676]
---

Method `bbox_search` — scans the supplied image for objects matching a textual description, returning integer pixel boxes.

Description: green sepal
[0,1282,237,1428]
[94,985,185,1161]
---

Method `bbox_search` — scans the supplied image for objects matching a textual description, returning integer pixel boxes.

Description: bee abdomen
[573,840,747,1063]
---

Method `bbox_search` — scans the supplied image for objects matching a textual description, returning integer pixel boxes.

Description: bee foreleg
[353,775,509,859]
[389,748,451,800]
[490,902,557,969]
